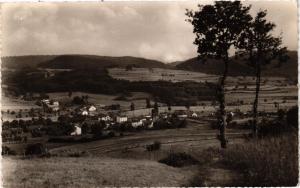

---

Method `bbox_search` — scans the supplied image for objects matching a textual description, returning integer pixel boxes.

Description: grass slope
[3,157,192,187]
[176,51,297,79]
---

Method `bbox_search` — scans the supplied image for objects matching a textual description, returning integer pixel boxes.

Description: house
[70,126,82,136]
[98,114,112,122]
[132,120,143,128]
[116,116,128,123]
[53,101,59,106]
[178,114,188,119]
[89,105,97,112]
[42,99,50,105]
[192,112,198,118]
[43,100,59,112]
[82,110,88,116]
[48,101,59,112]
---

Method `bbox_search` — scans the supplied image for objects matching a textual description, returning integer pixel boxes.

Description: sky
[2,1,298,63]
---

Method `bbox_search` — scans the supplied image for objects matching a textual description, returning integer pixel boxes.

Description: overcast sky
[2,1,298,63]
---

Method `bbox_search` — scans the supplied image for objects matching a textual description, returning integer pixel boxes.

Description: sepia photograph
[1,1,298,187]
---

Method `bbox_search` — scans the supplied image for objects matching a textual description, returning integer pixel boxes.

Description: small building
[116,116,128,123]
[98,114,112,122]
[192,112,198,118]
[82,110,88,116]
[70,126,82,136]
[89,105,97,112]
[44,100,60,112]
[178,114,188,119]
[42,99,50,105]
[132,120,143,128]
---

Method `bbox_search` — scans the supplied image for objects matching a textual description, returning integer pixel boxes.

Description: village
[1,93,199,148]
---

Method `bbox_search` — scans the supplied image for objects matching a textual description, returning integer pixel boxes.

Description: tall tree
[146,98,151,108]
[130,102,135,111]
[186,1,252,148]
[236,10,288,136]
[153,101,159,115]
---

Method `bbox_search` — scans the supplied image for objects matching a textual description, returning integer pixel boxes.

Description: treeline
[4,68,216,105]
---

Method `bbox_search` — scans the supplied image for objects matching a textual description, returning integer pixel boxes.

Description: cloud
[2,1,298,63]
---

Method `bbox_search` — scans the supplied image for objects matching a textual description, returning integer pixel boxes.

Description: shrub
[159,152,199,167]
[2,146,16,155]
[286,106,298,129]
[107,131,115,137]
[146,141,161,151]
[68,151,86,157]
[25,143,47,156]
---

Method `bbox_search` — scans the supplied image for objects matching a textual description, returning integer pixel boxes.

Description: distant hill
[168,61,183,67]
[1,55,169,70]
[176,51,297,79]
[1,55,57,69]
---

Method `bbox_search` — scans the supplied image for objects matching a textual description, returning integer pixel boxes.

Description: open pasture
[108,68,289,85]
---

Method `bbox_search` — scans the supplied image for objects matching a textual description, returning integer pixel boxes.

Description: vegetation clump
[159,152,199,167]
[146,141,161,152]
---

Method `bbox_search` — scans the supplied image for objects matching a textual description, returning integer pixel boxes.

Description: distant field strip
[49,131,250,155]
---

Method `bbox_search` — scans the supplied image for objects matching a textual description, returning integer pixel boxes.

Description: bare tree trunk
[252,62,261,137]
[217,55,229,148]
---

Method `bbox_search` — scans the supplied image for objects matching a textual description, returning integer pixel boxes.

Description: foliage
[159,152,199,167]
[2,146,16,155]
[286,106,298,129]
[6,68,215,105]
[146,141,161,152]
[25,143,47,156]
[186,1,252,148]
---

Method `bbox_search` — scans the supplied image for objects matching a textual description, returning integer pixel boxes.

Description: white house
[132,120,143,128]
[53,101,59,106]
[192,112,198,118]
[116,116,128,123]
[70,126,82,136]
[46,101,60,111]
[82,110,88,116]
[178,114,188,119]
[98,115,112,122]
[42,99,50,104]
[89,105,97,112]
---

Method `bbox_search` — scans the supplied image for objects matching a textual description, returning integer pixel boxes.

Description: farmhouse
[89,105,97,112]
[192,112,198,118]
[82,110,88,116]
[116,116,128,123]
[178,114,188,119]
[70,126,82,136]
[98,114,112,122]
[132,120,143,128]
[42,99,50,104]
[42,100,60,112]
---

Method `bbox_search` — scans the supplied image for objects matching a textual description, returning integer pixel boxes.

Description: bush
[68,151,86,157]
[2,146,16,155]
[25,143,47,156]
[286,106,298,129]
[107,131,115,137]
[146,141,161,151]
[159,152,199,167]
